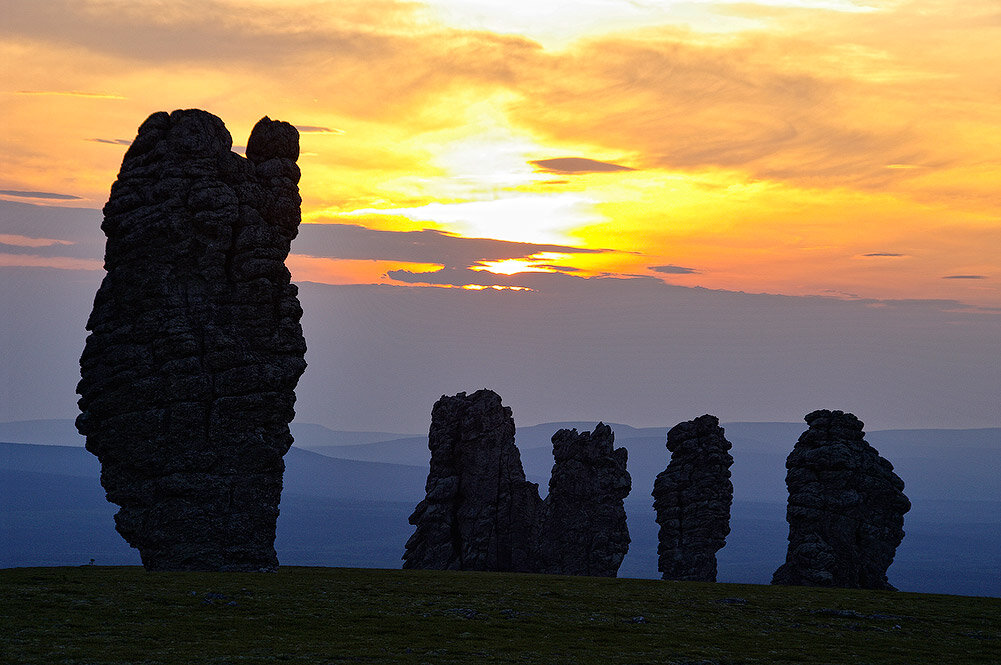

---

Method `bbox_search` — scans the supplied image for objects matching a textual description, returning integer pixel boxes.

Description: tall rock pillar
[772,409,910,589]
[535,423,631,577]
[403,389,542,572]
[76,109,307,571]
[652,414,734,582]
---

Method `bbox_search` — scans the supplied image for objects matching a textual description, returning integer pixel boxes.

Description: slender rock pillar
[652,414,734,582]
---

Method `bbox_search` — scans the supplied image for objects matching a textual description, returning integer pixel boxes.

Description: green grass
[1,566,997,664]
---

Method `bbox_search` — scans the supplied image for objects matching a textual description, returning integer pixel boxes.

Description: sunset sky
[3,0,999,305]
[1,1,999,431]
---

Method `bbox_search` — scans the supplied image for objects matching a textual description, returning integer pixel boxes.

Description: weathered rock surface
[535,423,631,577]
[76,109,307,571]
[652,414,734,582]
[403,390,542,572]
[772,410,910,590]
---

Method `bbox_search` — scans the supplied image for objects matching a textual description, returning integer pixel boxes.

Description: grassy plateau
[1,566,998,664]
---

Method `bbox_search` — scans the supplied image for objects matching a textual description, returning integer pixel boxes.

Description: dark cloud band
[530,157,635,174]
[651,264,699,274]
[0,190,83,200]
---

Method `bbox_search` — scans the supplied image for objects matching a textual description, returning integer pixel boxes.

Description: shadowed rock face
[772,410,910,590]
[536,423,631,577]
[652,414,734,582]
[403,390,542,572]
[76,109,307,572]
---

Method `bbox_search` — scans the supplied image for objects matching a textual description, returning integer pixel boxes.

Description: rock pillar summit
[652,415,734,582]
[536,424,631,577]
[76,109,307,571]
[772,410,910,589]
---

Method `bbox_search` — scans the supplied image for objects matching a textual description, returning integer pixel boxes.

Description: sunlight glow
[461,284,533,291]
[341,194,603,246]
[422,0,881,48]
[472,258,557,275]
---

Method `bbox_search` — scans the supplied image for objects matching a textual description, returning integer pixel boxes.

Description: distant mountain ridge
[2,439,999,596]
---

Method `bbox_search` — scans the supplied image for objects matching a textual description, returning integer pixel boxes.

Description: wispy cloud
[943,274,987,280]
[294,125,345,135]
[651,264,700,274]
[295,223,609,269]
[16,90,125,99]
[530,157,635,174]
[0,233,74,248]
[0,190,82,200]
[87,138,132,145]
[862,252,906,257]
[0,253,102,271]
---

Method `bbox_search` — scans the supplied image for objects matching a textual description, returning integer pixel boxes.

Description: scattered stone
[626,616,648,624]
[652,415,734,582]
[535,423,631,577]
[772,410,911,590]
[76,109,307,572]
[716,597,748,606]
[403,390,542,572]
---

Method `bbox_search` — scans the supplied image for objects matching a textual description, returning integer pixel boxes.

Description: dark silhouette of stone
[652,414,734,582]
[76,109,307,572]
[772,409,910,590]
[403,389,542,572]
[535,423,631,577]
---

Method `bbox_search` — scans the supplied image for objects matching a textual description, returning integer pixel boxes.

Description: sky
[1,0,999,432]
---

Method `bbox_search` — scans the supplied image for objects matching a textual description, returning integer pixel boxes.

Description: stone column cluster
[79,110,910,583]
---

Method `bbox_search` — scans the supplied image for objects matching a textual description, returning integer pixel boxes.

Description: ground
[1,566,998,664]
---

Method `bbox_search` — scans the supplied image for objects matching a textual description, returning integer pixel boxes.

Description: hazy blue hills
[2,419,999,597]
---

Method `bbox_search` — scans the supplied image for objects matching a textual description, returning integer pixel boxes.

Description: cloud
[651,264,699,274]
[16,90,125,99]
[0,190,82,200]
[87,138,132,145]
[942,274,987,279]
[862,252,906,257]
[0,233,74,248]
[385,265,664,294]
[293,125,345,135]
[387,266,525,287]
[529,157,635,174]
[0,253,102,271]
[295,223,609,269]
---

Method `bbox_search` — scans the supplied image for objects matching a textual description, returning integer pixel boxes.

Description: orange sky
[1,0,999,307]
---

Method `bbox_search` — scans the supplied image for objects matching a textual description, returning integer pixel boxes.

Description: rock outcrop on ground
[652,414,734,582]
[535,423,631,577]
[403,389,542,572]
[76,109,307,571]
[772,409,911,590]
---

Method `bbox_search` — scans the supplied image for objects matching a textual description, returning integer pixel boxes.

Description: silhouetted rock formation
[76,109,307,572]
[652,415,734,582]
[772,410,910,590]
[403,390,542,572]
[536,423,631,577]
